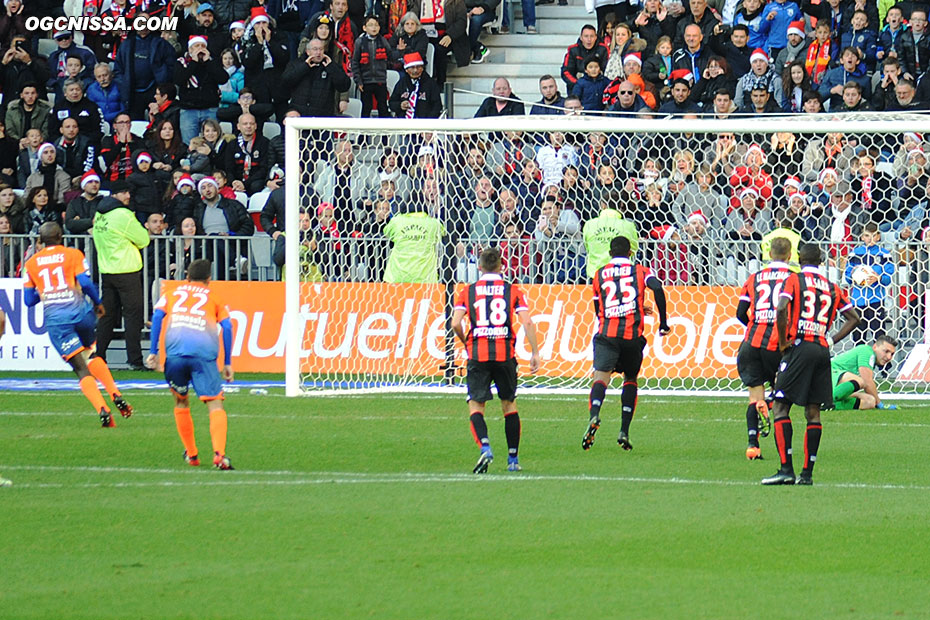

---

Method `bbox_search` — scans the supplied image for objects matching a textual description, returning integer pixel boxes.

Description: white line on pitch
[2,410,929,429]
[3,465,930,492]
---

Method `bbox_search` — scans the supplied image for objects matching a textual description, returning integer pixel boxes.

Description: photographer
[176,35,228,144]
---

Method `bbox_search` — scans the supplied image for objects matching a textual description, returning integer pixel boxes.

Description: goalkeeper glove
[876,402,898,410]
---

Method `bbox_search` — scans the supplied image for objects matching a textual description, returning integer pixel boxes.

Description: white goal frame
[284,114,930,397]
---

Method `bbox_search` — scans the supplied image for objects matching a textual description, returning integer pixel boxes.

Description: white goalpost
[284,114,930,397]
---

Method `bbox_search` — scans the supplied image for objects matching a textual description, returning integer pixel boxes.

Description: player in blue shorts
[146,259,236,469]
[22,223,132,427]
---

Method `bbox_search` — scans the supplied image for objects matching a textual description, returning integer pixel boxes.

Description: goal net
[284,115,930,397]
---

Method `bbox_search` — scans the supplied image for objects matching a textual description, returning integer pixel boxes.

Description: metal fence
[2,233,925,353]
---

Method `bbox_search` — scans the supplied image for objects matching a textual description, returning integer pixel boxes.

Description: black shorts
[772,341,833,407]
[466,358,518,403]
[592,334,646,376]
[736,341,782,388]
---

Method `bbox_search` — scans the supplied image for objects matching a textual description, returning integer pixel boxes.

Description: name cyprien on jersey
[25,15,179,33]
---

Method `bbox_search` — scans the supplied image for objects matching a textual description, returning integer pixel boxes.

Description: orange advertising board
[193,281,744,379]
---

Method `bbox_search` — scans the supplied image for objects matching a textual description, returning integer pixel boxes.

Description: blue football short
[164,356,224,400]
[47,310,97,361]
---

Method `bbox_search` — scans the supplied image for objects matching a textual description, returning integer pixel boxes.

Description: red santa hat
[818,167,838,186]
[687,210,709,227]
[905,132,924,145]
[745,143,765,161]
[650,224,678,241]
[787,21,806,38]
[176,173,196,191]
[623,52,642,66]
[136,151,152,165]
[789,191,808,204]
[188,35,208,49]
[250,6,270,27]
[404,52,424,68]
[669,69,693,83]
[80,170,100,189]
[198,176,219,193]
[908,146,926,161]
[37,142,56,158]
[750,48,769,64]
[317,201,334,216]
[229,20,245,31]
[739,186,760,200]
[784,176,802,191]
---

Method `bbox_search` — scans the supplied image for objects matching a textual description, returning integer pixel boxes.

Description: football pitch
[2,382,930,619]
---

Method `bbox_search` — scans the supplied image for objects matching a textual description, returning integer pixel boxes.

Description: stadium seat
[13,188,24,198]
[346,98,362,118]
[219,122,233,136]
[47,92,55,106]
[37,38,57,57]
[248,190,271,213]
[101,120,110,136]
[483,7,504,33]
[249,234,275,280]
[263,122,281,140]
[387,70,399,95]
[130,120,148,137]
[234,191,248,207]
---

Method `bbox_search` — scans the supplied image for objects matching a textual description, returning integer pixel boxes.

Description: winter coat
[242,32,291,104]
[733,6,771,50]
[474,93,526,116]
[53,96,105,144]
[223,135,271,195]
[878,24,908,59]
[710,34,752,78]
[773,36,809,73]
[389,72,442,118]
[735,68,784,108]
[572,74,610,111]
[845,244,894,307]
[762,1,802,51]
[164,191,203,231]
[817,65,871,109]
[127,165,170,220]
[840,28,878,71]
[561,38,610,88]
[113,32,175,109]
[46,42,96,86]
[0,56,50,102]
[898,30,930,78]
[390,29,429,71]
[64,194,104,234]
[280,56,351,117]
[672,46,710,84]
[176,55,229,110]
[86,81,124,123]
[193,197,254,236]
[25,164,71,208]
[3,99,51,141]
[351,33,391,86]
[54,135,97,180]
[219,67,245,105]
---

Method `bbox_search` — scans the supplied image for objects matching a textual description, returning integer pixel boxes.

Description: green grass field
[2,382,930,619]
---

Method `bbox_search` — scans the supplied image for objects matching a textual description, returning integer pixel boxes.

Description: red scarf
[146,99,174,130]
[805,38,832,84]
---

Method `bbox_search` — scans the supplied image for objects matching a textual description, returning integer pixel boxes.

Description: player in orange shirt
[146,259,236,470]
[23,223,133,427]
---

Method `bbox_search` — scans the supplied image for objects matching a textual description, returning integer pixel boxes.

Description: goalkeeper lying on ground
[830,335,898,410]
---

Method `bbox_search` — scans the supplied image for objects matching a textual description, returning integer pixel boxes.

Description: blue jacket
[46,42,97,90]
[220,68,245,106]
[86,82,124,123]
[817,65,871,107]
[878,24,908,58]
[734,11,772,50]
[845,244,894,307]
[572,74,610,111]
[763,0,802,51]
[113,33,175,109]
[840,28,878,71]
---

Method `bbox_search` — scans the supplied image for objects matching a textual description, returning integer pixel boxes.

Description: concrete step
[453,76,548,98]
[529,4,592,19]
[450,62,555,78]
[485,33,577,47]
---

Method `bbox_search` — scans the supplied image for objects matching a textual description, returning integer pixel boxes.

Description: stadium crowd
[0,0,928,314]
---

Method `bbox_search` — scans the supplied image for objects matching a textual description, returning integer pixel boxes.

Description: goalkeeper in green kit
[583,189,639,278]
[829,336,898,410]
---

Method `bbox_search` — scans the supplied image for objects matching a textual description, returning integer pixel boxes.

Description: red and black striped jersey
[593,257,657,340]
[739,261,793,351]
[454,274,529,362]
[779,267,852,347]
